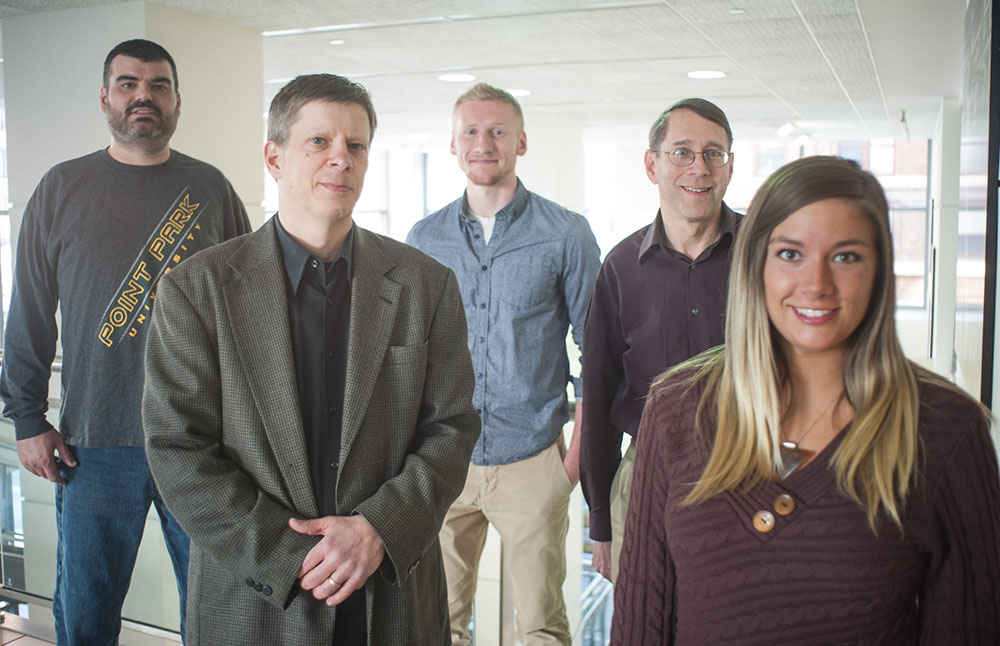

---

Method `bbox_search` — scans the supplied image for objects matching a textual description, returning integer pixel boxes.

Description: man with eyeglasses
[580,98,741,583]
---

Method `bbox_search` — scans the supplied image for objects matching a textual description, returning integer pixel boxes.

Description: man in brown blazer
[142,74,480,644]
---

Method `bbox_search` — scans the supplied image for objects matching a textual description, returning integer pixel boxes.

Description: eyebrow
[668,138,727,149]
[459,121,510,129]
[769,236,872,248]
[114,74,173,86]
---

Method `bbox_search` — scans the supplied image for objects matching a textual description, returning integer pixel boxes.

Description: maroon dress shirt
[580,205,740,541]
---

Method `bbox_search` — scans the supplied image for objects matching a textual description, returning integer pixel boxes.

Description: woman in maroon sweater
[612,156,1000,645]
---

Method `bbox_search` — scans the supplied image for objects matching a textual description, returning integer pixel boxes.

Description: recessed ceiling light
[438,73,476,82]
[508,88,531,97]
[777,122,795,138]
[728,8,747,15]
[328,39,345,45]
[687,70,726,80]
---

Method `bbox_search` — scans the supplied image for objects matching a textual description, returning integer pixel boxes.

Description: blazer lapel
[223,221,318,517]
[341,228,400,461]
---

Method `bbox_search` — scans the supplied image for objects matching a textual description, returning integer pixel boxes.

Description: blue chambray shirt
[407,181,600,466]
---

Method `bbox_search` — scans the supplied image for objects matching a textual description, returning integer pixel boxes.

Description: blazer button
[262,586,273,596]
[753,510,775,533]
[253,582,263,593]
[774,494,796,516]
[246,577,255,588]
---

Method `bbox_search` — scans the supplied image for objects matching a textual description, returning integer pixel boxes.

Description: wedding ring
[327,576,342,588]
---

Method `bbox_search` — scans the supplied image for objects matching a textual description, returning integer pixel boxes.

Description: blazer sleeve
[143,272,317,609]
[353,268,481,584]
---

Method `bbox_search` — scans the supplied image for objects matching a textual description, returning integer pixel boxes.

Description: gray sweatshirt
[1,148,251,446]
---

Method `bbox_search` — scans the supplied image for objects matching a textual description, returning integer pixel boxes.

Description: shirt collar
[459,178,529,224]
[638,202,738,263]
[273,214,354,292]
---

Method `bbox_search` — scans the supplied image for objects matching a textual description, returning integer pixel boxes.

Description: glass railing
[0,351,181,634]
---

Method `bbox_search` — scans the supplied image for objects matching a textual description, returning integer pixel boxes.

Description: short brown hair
[648,98,732,150]
[267,74,377,146]
[104,39,178,90]
[453,82,524,131]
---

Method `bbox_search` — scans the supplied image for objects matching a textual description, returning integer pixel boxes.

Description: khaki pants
[609,439,636,584]
[440,440,573,646]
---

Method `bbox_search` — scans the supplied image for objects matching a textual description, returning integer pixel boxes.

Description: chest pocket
[492,248,559,311]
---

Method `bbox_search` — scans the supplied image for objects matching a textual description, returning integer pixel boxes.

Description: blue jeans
[53,445,189,645]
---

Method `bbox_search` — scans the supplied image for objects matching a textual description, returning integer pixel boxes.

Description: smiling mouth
[682,186,711,194]
[795,307,832,316]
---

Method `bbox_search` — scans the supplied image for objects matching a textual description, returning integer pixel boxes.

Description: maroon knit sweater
[611,376,1000,645]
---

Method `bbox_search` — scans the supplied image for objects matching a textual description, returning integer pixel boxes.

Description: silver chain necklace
[777,391,842,480]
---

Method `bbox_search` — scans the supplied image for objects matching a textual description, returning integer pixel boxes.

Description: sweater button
[773,494,795,516]
[752,510,775,532]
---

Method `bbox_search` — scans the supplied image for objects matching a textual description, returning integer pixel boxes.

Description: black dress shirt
[275,216,364,643]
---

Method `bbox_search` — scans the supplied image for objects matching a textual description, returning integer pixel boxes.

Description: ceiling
[0,0,967,140]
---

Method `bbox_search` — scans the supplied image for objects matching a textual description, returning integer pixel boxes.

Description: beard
[105,99,178,153]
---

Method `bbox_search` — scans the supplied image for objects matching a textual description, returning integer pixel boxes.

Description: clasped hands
[289,514,385,606]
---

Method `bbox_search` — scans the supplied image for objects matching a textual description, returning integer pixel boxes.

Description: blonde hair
[665,156,983,530]
[453,82,524,132]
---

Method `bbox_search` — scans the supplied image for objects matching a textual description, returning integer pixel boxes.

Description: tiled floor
[0,601,180,646]
[0,626,50,646]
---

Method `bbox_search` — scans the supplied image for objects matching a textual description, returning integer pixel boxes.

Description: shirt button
[475,408,482,414]
[480,336,485,343]
[773,494,795,516]
[328,404,338,413]
[752,510,775,533]
[327,351,334,358]
[481,265,488,271]
[330,461,336,469]
[477,372,483,380]
[327,297,334,306]
[690,308,699,315]
[474,234,481,239]
[310,259,320,268]
[480,303,486,309]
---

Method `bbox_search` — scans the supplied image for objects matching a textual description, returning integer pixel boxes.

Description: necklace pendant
[778,441,815,480]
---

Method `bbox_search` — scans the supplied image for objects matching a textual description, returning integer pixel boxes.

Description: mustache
[126,100,162,116]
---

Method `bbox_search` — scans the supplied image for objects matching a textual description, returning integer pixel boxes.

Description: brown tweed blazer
[143,219,480,645]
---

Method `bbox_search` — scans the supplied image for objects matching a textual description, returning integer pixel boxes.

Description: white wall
[146,3,264,227]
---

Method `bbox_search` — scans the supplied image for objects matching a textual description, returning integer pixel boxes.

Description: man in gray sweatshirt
[0,39,250,645]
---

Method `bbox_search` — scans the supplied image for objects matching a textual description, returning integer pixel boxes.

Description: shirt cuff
[589,510,612,542]
[13,415,56,442]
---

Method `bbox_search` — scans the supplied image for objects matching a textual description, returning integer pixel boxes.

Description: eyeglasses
[651,147,732,168]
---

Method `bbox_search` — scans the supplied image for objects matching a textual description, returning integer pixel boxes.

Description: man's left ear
[176,92,182,116]
[517,131,527,157]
